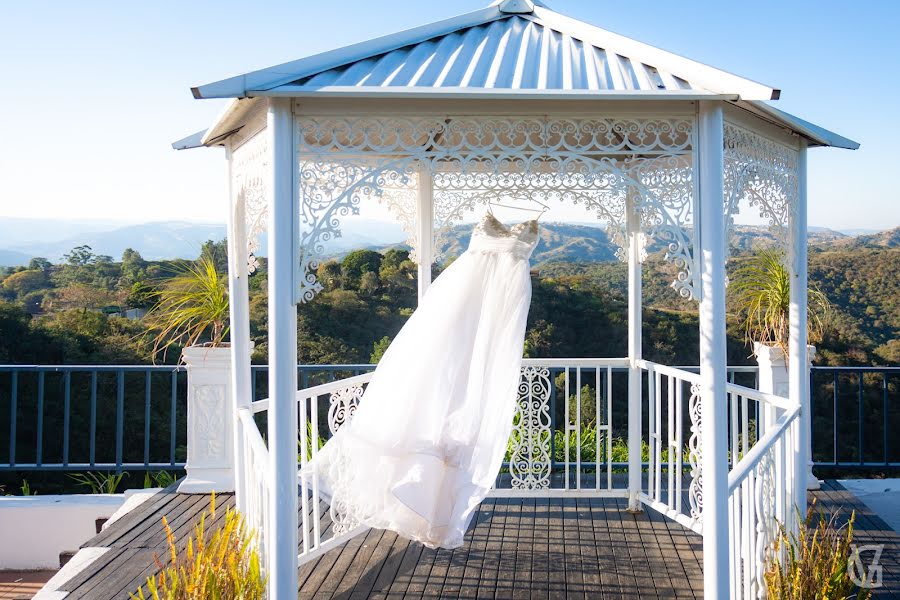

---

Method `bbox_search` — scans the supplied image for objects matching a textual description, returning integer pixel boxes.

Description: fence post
[178,346,236,493]
[755,343,818,490]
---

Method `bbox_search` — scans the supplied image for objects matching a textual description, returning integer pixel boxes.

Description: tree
[359,271,379,295]
[28,257,52,272]
[63,245,98,266]
[316,261,343,290]
[370,336,391,363]
[127,281,155,309]
[2,269,47,297]
[341,250,383,286]
[121,248,146,279]
[200,239,228,273]
[50,283,117,312]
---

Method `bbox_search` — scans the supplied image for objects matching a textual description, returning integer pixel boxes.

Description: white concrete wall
[0,494,124,569]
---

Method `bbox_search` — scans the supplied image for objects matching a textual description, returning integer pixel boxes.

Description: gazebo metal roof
[188,1,857,151]
[193,0,777,101]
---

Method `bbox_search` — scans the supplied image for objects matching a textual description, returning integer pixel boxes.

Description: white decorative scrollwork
[325,440,362,536]
[632,154,697,298]
[754,451,777,597]
[509,366,553,490]
[687,382,703,521]
[192,385,226,461]
[293,115,699,302]
[723,122,800,265]
[230,132,269,274]
[297,116,693,157]
[327,384,364,434]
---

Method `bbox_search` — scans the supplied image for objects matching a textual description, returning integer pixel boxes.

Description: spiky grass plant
[68,471,127,494]
[764,502,871,599]
[145,255,229,361]
[131,492,265,600]
[730,249,829,357]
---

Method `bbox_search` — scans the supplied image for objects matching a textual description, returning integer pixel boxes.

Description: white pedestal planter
[178,345,236,493]
[755,343,820,490]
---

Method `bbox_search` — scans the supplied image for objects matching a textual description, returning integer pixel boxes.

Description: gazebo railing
[237,358,797,577]
[236,407,271,566]
[636,360,702,532]
[725,395,800,599]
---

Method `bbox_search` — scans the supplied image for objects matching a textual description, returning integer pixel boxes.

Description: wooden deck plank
[492,499,518,599]
[474,497,502,599]
[334,527,385,598]
[135,493,209,550]
[456,502,489,599]
[573,497,602,598]
[384,528,424,597]
[50,480,900,600]
[84,483,181,548]
[646,504,702,598]
[529,497,550,597]
[366,530,411,599]
[312,526,368,596]
[585,497,613,599]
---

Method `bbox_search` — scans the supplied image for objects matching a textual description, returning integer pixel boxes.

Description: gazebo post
[225,147,252,512]
[789,140,810,506]
[266,97,299,598]
[697,101,729,598]
[626,190,643,512]
[416,167,434,301]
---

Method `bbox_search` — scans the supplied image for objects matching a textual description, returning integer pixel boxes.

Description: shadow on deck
[53,481,897,599]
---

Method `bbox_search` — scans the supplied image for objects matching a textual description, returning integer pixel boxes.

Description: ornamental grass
[131,492,265,600]
[764,502,871,600]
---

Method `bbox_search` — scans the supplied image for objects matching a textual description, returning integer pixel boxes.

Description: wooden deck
[54,481,898,599]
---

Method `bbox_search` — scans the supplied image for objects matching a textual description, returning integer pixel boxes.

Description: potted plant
[731,248,829,362]
[731,248,829,488]
[146,254,229,360]
[146,253,235,493]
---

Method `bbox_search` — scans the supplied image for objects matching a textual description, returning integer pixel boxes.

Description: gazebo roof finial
[497,0,535,14]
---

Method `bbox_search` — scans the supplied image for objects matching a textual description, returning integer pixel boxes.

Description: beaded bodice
[467,212,540,259]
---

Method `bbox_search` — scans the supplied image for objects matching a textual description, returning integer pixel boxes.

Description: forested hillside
[0,227,897,367]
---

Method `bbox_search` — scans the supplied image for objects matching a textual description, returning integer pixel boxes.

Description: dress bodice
[467,213,540,259]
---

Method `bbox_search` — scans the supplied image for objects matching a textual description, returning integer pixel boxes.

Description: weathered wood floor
[298,496,704,599]
[55,481,898,599]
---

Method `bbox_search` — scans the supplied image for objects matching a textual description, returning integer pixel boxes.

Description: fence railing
[0,364,375,472]
[810,366,900,468]
[3,364,897,474]
[0,365,187,471]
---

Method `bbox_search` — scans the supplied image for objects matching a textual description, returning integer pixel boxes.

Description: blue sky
[1,1,897,230]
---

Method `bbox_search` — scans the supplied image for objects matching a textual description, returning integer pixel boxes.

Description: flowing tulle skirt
[304,245,532,548]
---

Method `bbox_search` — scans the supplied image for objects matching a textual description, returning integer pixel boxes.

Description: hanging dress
[304,212,539,549]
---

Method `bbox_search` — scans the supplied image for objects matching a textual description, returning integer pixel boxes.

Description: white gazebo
[179,1,857,597]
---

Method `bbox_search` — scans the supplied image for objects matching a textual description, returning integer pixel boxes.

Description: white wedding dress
[304,212,539,549]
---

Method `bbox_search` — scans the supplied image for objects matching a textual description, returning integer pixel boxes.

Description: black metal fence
[1,364,897,472]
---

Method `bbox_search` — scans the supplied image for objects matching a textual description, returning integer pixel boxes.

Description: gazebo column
[626,190,643,512]
[697,101,729,599]
[416,167,434,301]
[266,98,299,598]
[225,149,253,512]
[789,140,812,504]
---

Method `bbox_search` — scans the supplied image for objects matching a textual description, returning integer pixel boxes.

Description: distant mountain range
[376,223,890,267]
[0,216,893,267]
[0,217,407,266]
